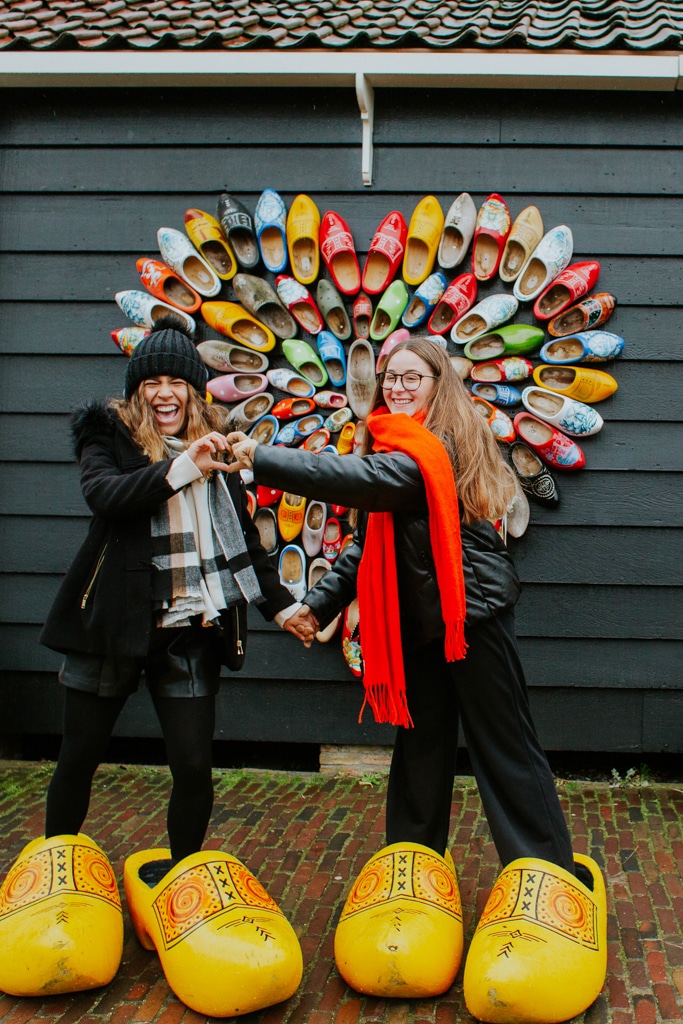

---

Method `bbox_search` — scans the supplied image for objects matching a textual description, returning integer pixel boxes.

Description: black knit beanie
[124,316,207,397]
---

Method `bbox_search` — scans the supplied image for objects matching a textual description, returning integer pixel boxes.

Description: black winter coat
[254,444,520,651]
[40,402,295,658]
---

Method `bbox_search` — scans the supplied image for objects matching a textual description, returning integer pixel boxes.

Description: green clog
[463,324,544,361]
[370,280,410,341]
[282,338,329,388]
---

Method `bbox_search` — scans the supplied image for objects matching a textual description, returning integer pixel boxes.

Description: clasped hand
[282,605,320,648]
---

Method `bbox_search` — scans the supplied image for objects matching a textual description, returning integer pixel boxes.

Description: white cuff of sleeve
[166,450,204,490]
[275,602,302,627]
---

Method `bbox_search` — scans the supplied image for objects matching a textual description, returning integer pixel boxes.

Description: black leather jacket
[254,445,520,651]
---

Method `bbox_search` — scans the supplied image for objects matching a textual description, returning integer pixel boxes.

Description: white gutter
[1,51,681,185]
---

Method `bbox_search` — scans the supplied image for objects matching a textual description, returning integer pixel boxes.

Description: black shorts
[59,618,223,699]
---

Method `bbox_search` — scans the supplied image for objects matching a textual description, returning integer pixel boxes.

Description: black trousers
[386,609,575,873]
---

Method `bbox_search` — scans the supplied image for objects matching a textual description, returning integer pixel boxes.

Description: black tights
[45,688,215,861]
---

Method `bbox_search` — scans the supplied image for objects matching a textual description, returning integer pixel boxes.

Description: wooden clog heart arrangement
[112,189,624,595]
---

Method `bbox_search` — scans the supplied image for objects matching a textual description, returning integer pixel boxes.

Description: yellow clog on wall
[463,853,607,1024]
[402,196,444,286]
[278,492,306,541]
[287,194,321,285]
[0,833,123,997]
[334,842,463,998]
[201,301,276,352]
[532,364,617,403]
[124,848,303,1018]
[184,208,237,280]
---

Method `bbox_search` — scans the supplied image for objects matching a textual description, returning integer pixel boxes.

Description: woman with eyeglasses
[226,336,605,1018]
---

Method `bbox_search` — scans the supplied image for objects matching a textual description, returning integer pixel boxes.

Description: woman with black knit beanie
[0,317,303,1013]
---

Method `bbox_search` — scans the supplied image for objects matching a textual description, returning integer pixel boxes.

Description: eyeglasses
[377,371,437,391]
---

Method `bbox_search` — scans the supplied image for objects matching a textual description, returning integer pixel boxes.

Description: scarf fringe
[358,683,415,729]
[445,620,468,662]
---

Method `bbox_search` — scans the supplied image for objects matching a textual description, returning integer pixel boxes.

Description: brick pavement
[1,762,682,1024]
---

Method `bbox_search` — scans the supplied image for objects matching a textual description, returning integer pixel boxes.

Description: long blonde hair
[361,336,516,523]
[111,385,229,464]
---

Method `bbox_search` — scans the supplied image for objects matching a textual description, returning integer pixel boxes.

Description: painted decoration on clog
[478,863,598,948]
[0,840,121,918]
[153,858,280,948]
[341,847,461,921]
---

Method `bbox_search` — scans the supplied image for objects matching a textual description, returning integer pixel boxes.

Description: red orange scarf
[357,406,468,728]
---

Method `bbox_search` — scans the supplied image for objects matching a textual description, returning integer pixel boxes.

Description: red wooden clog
[320,211,361,295]
[361,211,408,295]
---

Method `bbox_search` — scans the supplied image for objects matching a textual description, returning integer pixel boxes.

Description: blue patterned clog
[451,293,519,345]
[317,330,347,386]
[254,188,288,273]
[539,330,625,364]
[402,272,448,328]
[521,386,603,437]
[514,224,573,303]
[115,290,196,333]
[471,382,522,407]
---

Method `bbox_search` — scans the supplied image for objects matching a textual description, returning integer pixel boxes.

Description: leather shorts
[59,618,223,699]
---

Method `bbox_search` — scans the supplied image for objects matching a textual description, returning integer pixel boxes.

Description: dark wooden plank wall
[0,86,681,754]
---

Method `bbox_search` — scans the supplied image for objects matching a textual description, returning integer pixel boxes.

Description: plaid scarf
[151,447,262,628]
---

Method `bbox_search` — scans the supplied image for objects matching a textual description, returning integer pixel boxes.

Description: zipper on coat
[234,604,244,655]
[81,544,108,609]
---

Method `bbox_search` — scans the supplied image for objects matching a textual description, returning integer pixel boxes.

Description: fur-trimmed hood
[70,400,120,459]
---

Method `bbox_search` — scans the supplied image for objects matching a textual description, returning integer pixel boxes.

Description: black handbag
[217,602,247,671]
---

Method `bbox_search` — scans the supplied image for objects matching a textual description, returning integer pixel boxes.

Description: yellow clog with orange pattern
[124,848,302,1017]
[463,853,607,1024]
[532,364,618,403]
[184,208,237,281]
[334,842,463,998]
[278,492,306,541]
[201,301,276,352]
[286,194,321,285]
[402,196,444,286]
[0,833,123,996]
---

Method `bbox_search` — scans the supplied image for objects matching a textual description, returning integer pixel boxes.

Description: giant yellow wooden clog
[0,833,123,996]
[463,853,607,1024]
[334,842,463,998]
[124,848,303,1017]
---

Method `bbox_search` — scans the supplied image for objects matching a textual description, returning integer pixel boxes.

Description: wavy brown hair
[359,336,516,524]
[111,385,229,464]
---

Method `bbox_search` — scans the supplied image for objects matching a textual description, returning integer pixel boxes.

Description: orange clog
[532,364,618,403]
[278,492,306,541]
[184,208,237,281]
[201,301,276,352]
[137,257,202,313]
[402,196,444,286]
[272,396,317,420]
[470,395,516,443]
[287,194,321,285]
